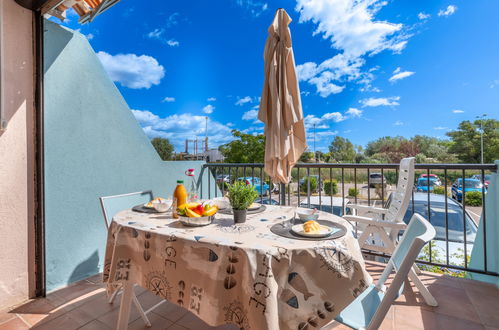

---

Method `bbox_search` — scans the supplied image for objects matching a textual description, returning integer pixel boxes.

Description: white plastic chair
[100,190,164,328]
[343,158,437,306]
[344,158,415,253]
[334,213,436,329]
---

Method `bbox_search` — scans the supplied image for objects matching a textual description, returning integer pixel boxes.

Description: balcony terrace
[1,261,497,330]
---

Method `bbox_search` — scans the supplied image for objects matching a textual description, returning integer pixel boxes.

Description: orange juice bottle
[173,180,187,218]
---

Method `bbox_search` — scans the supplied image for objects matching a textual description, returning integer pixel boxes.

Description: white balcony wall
[0,0,36,310]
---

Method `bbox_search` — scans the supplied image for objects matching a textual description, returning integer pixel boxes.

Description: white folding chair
[343,158,437,306]
[100,190,164,327]
[334,213,436,329]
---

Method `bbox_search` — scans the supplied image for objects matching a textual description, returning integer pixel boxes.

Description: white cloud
[226,122,235,127]
[166,39,179,47]
[389,68,415,82]
[147,28,164,39]
[295,0,409,96]
[360,96,400,107]
[235,96,253,106]
[452,109,464,113]
[438,5,457,17]
[296,0,407,58]
[434,126,448,130]
[162,97,175,102]
[393,120,404,126]
[296,62,320,81]
[203,104,215,114]
[490,79,499,88]
[418,12,430,20]
[322,112,346,122]
[147,27,179,47]
[242,109,259,121]
[316,131,338,137]
[86,33,94,40]
[131,110,159,125]
[308,72,345,97]
[97,51,165,89]
[346,108,362,118]
[207,97,216,102]
[236,0,268,17]
[132,110,233,151]
[167,13,180,28]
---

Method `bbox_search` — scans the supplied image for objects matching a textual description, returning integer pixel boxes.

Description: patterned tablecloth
[104,206,372,330]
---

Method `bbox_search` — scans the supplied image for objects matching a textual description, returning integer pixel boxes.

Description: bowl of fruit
[177,202,218,226]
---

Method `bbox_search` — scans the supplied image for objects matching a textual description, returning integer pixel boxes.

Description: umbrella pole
[279,183,286,205]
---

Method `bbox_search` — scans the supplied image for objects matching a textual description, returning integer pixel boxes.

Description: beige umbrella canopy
[258,8,307,184]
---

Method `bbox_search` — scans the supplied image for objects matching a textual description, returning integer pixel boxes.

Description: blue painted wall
[43,21,216,291]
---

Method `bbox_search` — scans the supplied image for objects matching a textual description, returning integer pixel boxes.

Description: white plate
[144,198,167,208]
[291,224,334,238]
[248,203,261,211]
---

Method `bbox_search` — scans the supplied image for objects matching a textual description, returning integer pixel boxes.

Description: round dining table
[103,205,372,330]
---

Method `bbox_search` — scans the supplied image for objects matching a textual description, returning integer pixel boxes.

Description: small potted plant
[227,181,258,223]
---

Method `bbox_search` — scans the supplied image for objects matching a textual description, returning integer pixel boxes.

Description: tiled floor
[1,262,498,330]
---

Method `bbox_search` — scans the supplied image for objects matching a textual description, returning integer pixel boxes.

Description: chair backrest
[368,213,435,329]
[385,157,415,223]
[99,190,153,228]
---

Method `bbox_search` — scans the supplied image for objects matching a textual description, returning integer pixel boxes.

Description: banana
[186,208,201,218]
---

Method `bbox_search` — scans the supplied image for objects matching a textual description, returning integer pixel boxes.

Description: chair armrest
[348,204,388,214]
[343,215,407,230]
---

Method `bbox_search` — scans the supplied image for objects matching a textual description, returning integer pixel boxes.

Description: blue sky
[57,0,499,153]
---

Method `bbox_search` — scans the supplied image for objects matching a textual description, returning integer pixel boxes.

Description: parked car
[298,175,323,191]
[368,173,387,188]
[415,177,439,192]
[451,178,485,202]
[237,177,270,196]
[471,174,492,188]
[216,174,231,184]
[402,193,477,266]
[419,173,442,186]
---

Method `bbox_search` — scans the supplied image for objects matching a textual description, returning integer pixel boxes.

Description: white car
[368,173,387,188]
[401,193,477,267]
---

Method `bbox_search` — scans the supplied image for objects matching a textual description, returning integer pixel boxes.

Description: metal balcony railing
[200,162,498,277]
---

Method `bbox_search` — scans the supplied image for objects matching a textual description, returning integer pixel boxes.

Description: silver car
[402,193,477,267]
[368,173,387,188]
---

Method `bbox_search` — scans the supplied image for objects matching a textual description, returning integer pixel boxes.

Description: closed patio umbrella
[258,8,307,186]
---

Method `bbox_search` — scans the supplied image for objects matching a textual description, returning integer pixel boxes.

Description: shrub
[227,181,258,210]
[433,186,445,195]
[324,180,338,196]
[465,191,482,206]
[300,176,318,193]
[384,171,398,185]
[348,187,360,197]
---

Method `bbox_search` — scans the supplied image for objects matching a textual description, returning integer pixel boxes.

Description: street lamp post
[313,123,317,162]
[476,114,487,164]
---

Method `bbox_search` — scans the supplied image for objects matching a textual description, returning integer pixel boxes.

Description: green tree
[219,130,265,163]
[151,137,174,160]
[446,119,499,163]
[365,136,419,163]
[299,151,314,163]
[329,136,356,162]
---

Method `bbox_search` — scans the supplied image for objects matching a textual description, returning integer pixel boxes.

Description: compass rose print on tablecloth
[314,240,354,278]
[217,223,255,234]
[145,271,173,300]
[223,300,250,330]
